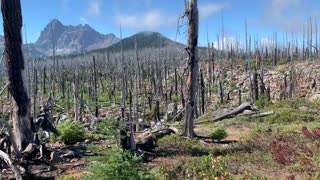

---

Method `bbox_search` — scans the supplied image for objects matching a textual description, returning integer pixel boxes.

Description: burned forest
[0,0,320,179]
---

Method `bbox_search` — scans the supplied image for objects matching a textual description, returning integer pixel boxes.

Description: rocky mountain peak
[34,19,120,56]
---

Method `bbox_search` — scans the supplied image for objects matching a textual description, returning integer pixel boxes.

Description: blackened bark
[238,89,242,106]
[252,68,259,101]
[2,0,34,150]
[92,56,98,117]
[154,100,160,124]
[200,70,205,114]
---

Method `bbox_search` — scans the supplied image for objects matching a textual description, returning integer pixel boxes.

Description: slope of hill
[92,31,184,53]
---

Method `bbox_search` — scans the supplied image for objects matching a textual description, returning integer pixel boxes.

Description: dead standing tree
[183,0,199,138]
[1,0,34,150]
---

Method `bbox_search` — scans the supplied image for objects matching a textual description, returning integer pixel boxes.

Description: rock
[299,106,309,111]
[36,19,119,56]
[309,93,320,102]
[50,152,63,162]
[59,114,68,121]
[154,121,162,131]
[70,158,78,163]
[61,150,75,158]
[83,123,91,129]
[22,143,37,154]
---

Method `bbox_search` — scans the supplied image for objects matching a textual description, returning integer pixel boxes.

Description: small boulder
[50,152,63,162]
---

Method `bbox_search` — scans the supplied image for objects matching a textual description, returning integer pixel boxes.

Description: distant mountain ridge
[0,20,185,58]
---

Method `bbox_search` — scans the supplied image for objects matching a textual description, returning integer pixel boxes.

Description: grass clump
[54,119,85,144]
[210,128,228,141]
[261,99,320,124]
[58,176,77,180]
[263,107,318,124]
[157,135,211,156]
[155,154,230,179]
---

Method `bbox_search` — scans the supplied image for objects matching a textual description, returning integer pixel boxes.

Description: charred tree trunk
[183,0,198,138]
[33,66,38,119]
[174,68,178,97]
[238,89,241,106]
[200,69,205,114]
[267,86,271,101]
[219,78,224,104]
[42,67,46,96]
[252,67,259,101]
[92,56,98,117]
[180,76,185,109]
[1,0,34,150]
[154,100,160,125]
[73,73,79,121]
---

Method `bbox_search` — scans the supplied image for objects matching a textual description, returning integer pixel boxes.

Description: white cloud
[213,36,240,50]
[261,0,318,33]
[88,0,101,16]
[115,10,177,29]
[199,3,229,18]
[260,37,274,48]
[80,17,88,24]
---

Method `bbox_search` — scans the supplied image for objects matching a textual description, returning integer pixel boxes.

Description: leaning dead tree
[183,0,199,138]
[2,0,34,150]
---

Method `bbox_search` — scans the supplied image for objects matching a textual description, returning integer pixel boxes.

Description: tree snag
[1,0,34,150]
[183,0,199,138]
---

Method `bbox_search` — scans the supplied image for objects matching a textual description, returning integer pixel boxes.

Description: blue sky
[0,0,319,47]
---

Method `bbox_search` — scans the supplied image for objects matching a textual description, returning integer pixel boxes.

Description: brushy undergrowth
[155,154,230,179]
[96,118,128,136]
[83,146,153,180]
[54,119,85,144]
[261,99,320,124]
[84,118,153,180]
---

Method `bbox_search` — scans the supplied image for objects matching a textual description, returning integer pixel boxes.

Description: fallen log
[249,111,274,118]
[196,103,259,124]
[136,128,175,151]
[0,150,22,180]
[2,121,21,157]
[0,83,9,96]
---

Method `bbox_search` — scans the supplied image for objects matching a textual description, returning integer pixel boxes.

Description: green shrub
[83,146,153,180]
[55,119,85,144]
[255,94,272,109]
[0,113,9,121]
[173,95,181,103]
[210,128,228,141]
[230,81,237,91]
[85,133,108,141]
[96,119,127,136]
